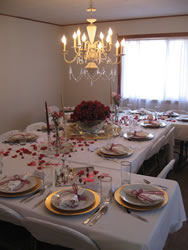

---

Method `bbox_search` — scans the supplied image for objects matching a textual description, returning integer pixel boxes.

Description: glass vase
[55,124,61,152]
[114,104,119,122]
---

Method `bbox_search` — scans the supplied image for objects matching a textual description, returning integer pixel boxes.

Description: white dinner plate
[123,132,154,141]
[120,184,164,207]
[99,145,133,157]
[8,132,38,142]
[51,187,95,212]
[140,121,166,128]
[0,175,38,193]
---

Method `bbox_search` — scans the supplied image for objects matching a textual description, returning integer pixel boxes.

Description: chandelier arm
[63,53,78,64]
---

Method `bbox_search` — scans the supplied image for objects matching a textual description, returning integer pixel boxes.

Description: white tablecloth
[0,124,186,250]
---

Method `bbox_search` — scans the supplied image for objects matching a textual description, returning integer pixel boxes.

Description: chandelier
[61,0,125,86]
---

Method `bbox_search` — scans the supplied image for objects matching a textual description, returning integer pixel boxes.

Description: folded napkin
[59,184,86,209]
[128,131,148,138]
[0,175,30,191]
[104,143,128,155]
[144,120,161,126]
[147,114,154,120]
[125,188,164,205]
[8,180,22,191]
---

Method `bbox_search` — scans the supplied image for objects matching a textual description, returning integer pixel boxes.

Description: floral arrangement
[112,92,121,106]
[70,100,110,122]
[49,110,64,127]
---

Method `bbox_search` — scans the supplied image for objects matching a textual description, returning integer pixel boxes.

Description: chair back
[0,203,23,226]
[23,217,99,250]
[145,135,166,160]
[157,159,175,178]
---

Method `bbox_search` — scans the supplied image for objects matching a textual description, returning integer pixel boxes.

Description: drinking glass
[121,161,131,185]
[100,176,112,204]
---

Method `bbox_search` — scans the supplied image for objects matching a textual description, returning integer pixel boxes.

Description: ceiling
[1,0,188,26]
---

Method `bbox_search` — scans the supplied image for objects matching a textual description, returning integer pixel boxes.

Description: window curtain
[121,38,188,111]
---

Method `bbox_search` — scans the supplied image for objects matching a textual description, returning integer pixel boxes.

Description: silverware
[126,208,148,223]
[32,190,51,209]
[23,188,45,203]
[89,206,108,226]
[19,189,41,203]
[143,179,168,190]
[83,205,104,225]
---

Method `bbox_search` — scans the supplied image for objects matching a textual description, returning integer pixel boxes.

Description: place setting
[3,132,38,145]
[140,120,166,128]
[97,143,133,159]
[45,183,101,216]
[112,161,168,222]
[0,174,42,198]
[176,115,188,122]
[123,130,154,141]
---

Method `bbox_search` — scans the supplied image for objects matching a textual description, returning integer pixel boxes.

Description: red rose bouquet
[71,100,110,122]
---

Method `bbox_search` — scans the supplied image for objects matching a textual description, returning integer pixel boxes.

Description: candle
[116,41,120,56]
[110,83,113,105]
[61,93,64,115]
[45,101,50,134]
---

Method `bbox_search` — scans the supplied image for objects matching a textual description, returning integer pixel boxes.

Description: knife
[126,208,148,223]
[83,205,104,225]
[89,206,108,226]
[32,190,51,209]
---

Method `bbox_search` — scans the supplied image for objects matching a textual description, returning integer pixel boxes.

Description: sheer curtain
[121,38,188,111]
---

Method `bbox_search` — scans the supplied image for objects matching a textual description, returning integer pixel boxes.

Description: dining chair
[145,135,166,161]
[157,159,175,178]
[163,126,175,163]
[0,203,23,226]
[25,122,46,132]
[143,135,166,176]
[0,203,31,250]
[23,217,100,250]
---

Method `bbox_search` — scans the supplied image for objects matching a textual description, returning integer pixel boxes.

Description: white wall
[0,16,64,133]
[1,15,188,134]
[61,16,188,106]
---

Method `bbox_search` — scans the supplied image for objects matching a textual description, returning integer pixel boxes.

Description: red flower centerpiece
[71,101,111,134]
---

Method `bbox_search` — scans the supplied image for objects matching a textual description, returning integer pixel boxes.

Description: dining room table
[0,118,186,250]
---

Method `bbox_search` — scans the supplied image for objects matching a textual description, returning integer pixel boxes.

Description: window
[121,36,188,110]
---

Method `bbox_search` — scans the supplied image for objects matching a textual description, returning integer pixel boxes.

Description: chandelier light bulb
[108,28,112,36]
[61,35,67,51]
[116,41,120,56]
[100,32,104,40]
[98,42,102,49]
[106,35,110,43]
[82,33,87,42]
[120,39,125,54]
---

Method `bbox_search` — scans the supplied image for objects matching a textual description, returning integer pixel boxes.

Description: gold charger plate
[45,189,101,216]
[66,123,120,140]
[0,177,42,198]
[114,186,168,211]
